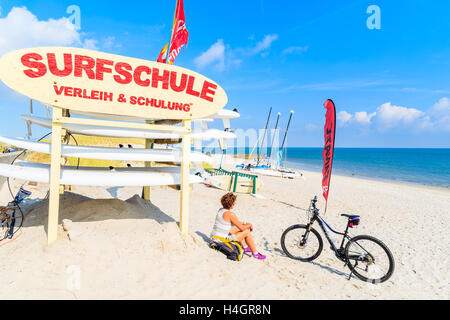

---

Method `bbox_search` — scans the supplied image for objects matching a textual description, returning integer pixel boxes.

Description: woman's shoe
[243,247,252,254]
[252,252,266,260]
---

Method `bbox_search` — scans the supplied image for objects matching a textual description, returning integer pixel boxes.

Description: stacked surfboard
[0,109,240,188]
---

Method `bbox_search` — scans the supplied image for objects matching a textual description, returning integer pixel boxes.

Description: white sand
[0,158,449,300]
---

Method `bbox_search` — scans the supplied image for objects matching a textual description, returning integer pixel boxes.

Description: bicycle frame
[306,200,352,255]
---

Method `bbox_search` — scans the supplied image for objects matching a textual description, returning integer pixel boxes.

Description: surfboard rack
[36,107,193,245]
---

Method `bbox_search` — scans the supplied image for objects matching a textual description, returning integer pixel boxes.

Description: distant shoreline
[291,166,450,191]
[224,151,450,190]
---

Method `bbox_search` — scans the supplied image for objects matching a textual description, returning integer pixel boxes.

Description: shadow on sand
[273,246,357,280]
[20,192,176,236]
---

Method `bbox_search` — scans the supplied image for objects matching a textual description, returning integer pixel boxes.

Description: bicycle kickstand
[347,261,357,280]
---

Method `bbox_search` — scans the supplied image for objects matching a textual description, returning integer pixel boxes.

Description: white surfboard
[0,161,203,187]
[21,115,236,140]
[0,136,212,163]
[69,108,240,121]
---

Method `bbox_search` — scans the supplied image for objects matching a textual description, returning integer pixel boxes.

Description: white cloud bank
[251,34,278,55]
[0,6,97,55]
[194,39,226,71]
[337,99,450,132]
[282,45,309,55]
[194,34,278,71]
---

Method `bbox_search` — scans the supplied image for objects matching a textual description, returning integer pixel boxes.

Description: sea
[203,147,450,188]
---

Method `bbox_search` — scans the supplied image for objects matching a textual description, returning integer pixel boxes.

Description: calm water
[204,147,450,188]
[283,148,450,188]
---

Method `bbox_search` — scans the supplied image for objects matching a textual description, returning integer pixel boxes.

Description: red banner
[157,0,189,64]
[322,99,336,204]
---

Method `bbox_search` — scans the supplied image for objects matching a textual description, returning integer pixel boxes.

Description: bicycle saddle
[341,214,360,219]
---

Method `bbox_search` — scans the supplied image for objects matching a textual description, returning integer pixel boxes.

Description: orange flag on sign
[157,0,189,64]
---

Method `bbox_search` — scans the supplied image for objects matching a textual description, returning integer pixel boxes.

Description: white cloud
[337,110,376,126]
[82,39,98,50]
[430,97,450,131]
[376,102,426,129]
[337,98,450,132]
[337,111,353,126]
[354,111,376,125]
[251,34,278,55]
[194,39,226,71]
[282,45,309,55]
[431,97,450,115]
[0,6,97,55]
[194,34,278,72]
[103,36,115,50]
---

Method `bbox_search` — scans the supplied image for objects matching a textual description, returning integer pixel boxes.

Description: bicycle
[0,187,31,242]
[281,196,394,284]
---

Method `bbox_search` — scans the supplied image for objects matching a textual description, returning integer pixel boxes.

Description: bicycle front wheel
[281,224,323,262]
[1,209,24,241]
[345,235,395,284]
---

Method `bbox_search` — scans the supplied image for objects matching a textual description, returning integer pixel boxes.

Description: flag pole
[324,105,336,215]
[165,0,179,64]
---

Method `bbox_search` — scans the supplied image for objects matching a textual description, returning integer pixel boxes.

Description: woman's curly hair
[221,192,237,210]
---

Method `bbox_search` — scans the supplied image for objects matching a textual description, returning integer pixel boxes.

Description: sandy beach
[0,154,448,300]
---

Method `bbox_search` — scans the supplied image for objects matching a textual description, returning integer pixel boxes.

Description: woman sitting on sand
[210,192,266,260]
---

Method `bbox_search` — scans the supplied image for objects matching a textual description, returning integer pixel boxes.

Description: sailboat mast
[257,107,272,165]
[280,110,294,164]
[268,112,281,159]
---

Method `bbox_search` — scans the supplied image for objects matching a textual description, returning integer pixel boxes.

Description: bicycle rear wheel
[345,235,394,284]
[281,224,323,262]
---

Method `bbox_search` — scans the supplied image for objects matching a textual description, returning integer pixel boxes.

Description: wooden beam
[179,120,191,235]
[47,107,63,245]
[143,120,154,201]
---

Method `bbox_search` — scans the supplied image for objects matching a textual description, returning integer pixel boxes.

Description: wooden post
[179,120,191,235]
[143,120,155,200]
[47,107,63,245]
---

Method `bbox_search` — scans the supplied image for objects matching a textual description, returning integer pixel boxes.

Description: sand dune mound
[22,192,201,255]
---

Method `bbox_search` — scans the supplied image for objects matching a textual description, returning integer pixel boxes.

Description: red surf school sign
[0,47,228,119]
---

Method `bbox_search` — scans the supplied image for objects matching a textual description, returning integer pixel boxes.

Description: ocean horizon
[201,147,450,188]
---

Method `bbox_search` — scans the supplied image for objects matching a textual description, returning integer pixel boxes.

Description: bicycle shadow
[273,246,358,280]
[276,201,309,212]
[308,261,358,280]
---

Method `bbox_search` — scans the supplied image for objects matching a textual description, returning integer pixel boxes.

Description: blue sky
[0,0,449,147]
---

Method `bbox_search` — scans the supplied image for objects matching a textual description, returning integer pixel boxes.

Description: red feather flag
[322,99,337,205]
[157,0,189,64]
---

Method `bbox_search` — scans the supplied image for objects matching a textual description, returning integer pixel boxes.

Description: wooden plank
[179,120,191,235]
[143,120,153,201]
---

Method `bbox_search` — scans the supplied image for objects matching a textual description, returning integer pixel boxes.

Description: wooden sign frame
[0,47,228,244]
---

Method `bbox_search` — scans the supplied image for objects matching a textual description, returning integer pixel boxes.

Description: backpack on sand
[209,236,244,261]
